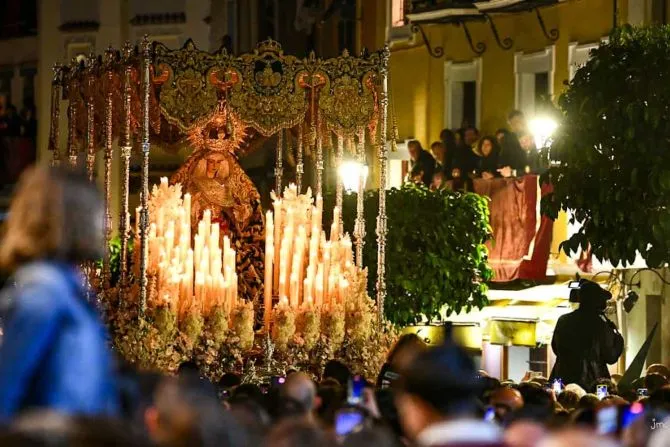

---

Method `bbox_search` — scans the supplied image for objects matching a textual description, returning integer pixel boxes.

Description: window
[61,0,99,24]
[444,59,482,130]
[392,0,406,27]
[462,81,476,129]
[338,0,356,53]
[651,0,668,24]
[534,72,549,115]
[568,39,607,81]
[514,46,555,118]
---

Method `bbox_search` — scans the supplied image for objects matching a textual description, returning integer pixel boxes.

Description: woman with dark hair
[0,166,118,419]
[476,136,502,180]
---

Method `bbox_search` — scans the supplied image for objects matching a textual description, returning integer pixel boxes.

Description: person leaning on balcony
[407,140,436,187]
[431,141,449,178]
[438,128,459,176]
[450,127,479,180]
[475,136,502,180]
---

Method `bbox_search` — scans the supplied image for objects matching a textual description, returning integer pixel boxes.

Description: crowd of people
[0,166,669,447]
[0,98,37,139]
[407,110,547,191]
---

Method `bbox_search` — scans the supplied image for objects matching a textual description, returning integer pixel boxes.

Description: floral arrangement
[271,299,296,351]
[230,301,255,351]
[296,303,320,350]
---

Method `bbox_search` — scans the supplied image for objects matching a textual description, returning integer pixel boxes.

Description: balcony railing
[0,0,37,40]
[0,22,37,40]
[409,0,477,14]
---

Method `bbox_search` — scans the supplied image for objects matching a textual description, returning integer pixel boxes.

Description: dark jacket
[476,148,501,178]
[515,148,545,175]
[499,132,523,169]
[0,261,118,419]
[549,307,624,390]
[411,149,437,186]
[451,144,478,178]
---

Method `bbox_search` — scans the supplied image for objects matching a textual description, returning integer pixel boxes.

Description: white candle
[264,211,274,329]
[330,206,340,243]
[273,199,282,291]
[290,272,299,308]
[183,193,191,222]
[315,263,324,307]
[339,278,349,305]
[323,242,331,304]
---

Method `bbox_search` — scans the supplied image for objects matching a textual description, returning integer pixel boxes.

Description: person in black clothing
[376,333,426,390]
[430,141,448,176]
[438,129,458,176]
[516,132,545,175]
[549,279,624,391]
[407,140,436,187]
[475,136,502,180]
[495,128,522,175]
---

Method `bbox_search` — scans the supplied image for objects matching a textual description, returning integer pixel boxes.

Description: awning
[406,0,562,23]
[404,0,563,57]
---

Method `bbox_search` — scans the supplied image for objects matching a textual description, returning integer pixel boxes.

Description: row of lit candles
[264,184,356,328]
[143,178,238,317]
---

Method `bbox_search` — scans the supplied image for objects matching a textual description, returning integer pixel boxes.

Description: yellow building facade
[374,0,649,145]
[359,0,652,266]
[359,0,670,379]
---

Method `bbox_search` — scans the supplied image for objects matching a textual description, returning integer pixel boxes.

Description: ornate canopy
[53,38,386,150]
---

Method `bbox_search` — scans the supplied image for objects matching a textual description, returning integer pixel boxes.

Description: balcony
[0,0,37,41]
[406,0,561,24]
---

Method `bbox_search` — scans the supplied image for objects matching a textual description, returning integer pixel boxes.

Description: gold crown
[188,103,247,156]
[255,39,283,56]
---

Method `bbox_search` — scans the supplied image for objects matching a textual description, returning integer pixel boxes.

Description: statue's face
[205,157,230,179]
[206,158,221,178]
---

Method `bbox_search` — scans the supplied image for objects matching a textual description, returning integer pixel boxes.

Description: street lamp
[529,117,558,149]
[339,160,369,193]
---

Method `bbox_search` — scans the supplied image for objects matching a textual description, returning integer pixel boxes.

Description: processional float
[47,37,396,378]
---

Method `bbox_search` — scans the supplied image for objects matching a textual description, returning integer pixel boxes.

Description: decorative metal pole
[376,46,390,322]
[354,128,366,268]
[48,64,62,167]
[102,48,115,290]
[118,42,133,292]
[85,55,97,181]
[67,60,79,167]
[139,36,152,316]
[315,111,324,196]
[335,133,344,212]
[296,123,304,192]
[275,129,283,193]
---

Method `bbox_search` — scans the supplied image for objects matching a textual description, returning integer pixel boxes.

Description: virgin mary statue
[171,120,265,307]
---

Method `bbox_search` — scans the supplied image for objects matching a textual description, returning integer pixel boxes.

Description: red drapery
[470,176,553,282]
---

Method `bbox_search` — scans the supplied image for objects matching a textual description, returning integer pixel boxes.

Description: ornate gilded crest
[153,40,224,131]
[317,50,380,137]
[228,40,308,136]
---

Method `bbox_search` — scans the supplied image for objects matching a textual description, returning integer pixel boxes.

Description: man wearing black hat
[394,341,504,447]
[549,279,624,390]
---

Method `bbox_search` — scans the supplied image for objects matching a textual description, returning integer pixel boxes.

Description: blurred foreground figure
[537,429,621,447]
[0,166,117,419]
[144,375,249,447]
[394,340,504,447]
[550,279,623,390]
